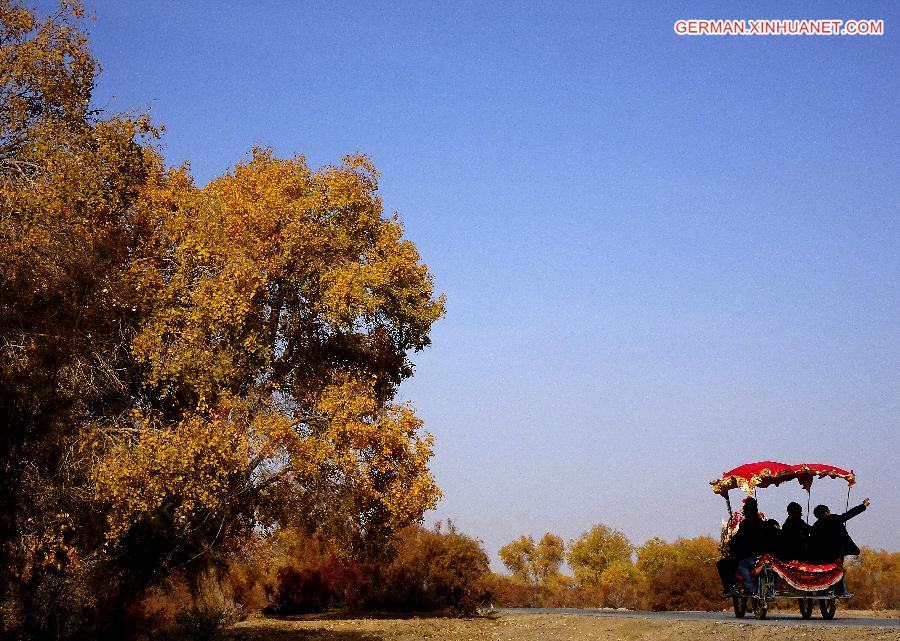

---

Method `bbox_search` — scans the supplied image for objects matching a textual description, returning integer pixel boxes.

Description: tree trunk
[187,559,235,615]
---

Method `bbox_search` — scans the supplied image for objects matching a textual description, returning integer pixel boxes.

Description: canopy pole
[806,490,811,525]
[725,494,733,517]
[846,483,851,513]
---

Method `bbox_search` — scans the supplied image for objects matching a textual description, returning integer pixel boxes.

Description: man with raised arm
[809,498,871,562]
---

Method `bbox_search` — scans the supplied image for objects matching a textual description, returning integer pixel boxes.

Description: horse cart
[711,461,857,620]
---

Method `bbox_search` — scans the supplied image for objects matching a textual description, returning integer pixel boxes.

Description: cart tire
[799,597,814,619]
[820,598,836,620]
[752,598,768,620]
[733,595,747,618]
[752,574,768,619]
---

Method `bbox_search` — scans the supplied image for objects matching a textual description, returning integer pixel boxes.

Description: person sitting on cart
[809,498,871,562]
[780,501,812,561]
[731,497,765,594]
[761,518,782,556]
[809,498,870,596]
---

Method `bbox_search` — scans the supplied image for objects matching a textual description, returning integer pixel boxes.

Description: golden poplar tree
[1,0,445,632]
[95,149,445,585]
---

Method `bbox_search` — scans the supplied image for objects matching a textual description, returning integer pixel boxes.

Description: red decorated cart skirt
[754,554,844,591]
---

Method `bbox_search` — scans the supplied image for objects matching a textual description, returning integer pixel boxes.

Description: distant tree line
[133,520,900,637]
[490,525,900,612]
[492,525,722,610]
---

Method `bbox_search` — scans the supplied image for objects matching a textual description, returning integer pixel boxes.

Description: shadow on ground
[222,612,498,640]
[224,626,384,641]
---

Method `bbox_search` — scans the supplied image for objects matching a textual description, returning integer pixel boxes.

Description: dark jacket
[810,503,866,562]
[730,513,764,560]
[760,520,782,556]
[780,517,812,561]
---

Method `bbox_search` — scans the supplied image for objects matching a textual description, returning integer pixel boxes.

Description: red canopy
[710,461,855,496]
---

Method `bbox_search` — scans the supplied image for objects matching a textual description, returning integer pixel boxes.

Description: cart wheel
[732,595,747,618]
[799,597,814,619]
[752,598,768,620]
[752,575,768,619]
[820,598,836,620]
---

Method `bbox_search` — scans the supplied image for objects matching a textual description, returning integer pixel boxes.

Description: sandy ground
[225,612,900,641]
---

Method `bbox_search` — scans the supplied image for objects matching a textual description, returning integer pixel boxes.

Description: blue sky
[82,0,898,566]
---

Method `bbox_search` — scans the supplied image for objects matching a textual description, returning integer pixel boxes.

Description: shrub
[566,524,634,589]
[15,568,98,640]
[482,573,534,607]
[223,529,363,616]
[149,607,230,641]
[845,547,900,610]
[268,548,363,614]
[636,536,721,611]
[366,522,491,614]
[136,576,196,632]
[153,523,492,619]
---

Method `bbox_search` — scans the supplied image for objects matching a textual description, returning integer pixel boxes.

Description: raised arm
[839,498,870,523]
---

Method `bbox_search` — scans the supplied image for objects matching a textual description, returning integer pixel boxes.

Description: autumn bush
[266,537,363,614]
[221,540,273,617]
[845,548,900,610]
[493,529,726,611]
[15,563,100,640]
[481,573,534,607]
[493,524,642,609]
[146,522,492,619]
[137,578,195,632]
[566,525,634,591]
[364,522,491,614]
[539,577,605,609]
[170,527,362,617]
[635,536,721,611]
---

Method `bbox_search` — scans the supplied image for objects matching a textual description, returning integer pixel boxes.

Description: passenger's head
[787,501,803,518]
[813,504,831,520]
[766,519,780,529]
[743,497,759,516]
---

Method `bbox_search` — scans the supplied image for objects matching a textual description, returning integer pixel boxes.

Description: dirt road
[503,607,900,629]
[226,611,900,640]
